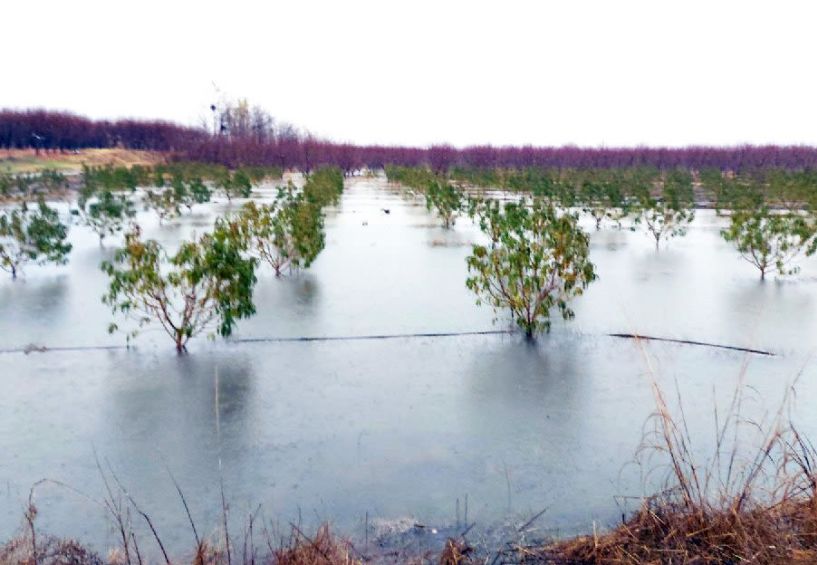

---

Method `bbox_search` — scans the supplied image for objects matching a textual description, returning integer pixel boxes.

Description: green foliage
[78,190,137,243]
[0,200,72,278]
[0,168,68,198]
[633,169,695,249]
[577,169,633,230]
[38,168,69,192]
[466,198,597,337]
[143,174,213,222]
[144,183,183,222]
[0,171,12,196]
[82,164,148,192]
[384,166,439,194]
[231,183,326,276]
[240,165,283,184]
[700,169,764,214]
[188,177,212,205]
[765,169,817,212]
[721,207,817,280]
[221,169,253,200]
[303,166,344,207]
[448,167,504,188]
[101,224,257,352]
[384,166,463,227]
[424,179,463,228]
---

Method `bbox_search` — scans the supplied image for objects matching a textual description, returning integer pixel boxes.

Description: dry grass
[0,524,362,565]
[530,344,817,564]
[0,533,105,565]
[0,148,167,174]
[273,525,361,565]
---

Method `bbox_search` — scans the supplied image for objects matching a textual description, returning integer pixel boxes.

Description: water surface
[1,177,816,556]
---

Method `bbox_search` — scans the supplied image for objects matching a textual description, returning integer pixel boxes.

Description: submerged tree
[143,186,183,223]
[634,169,695,250]
[217,169,253,201]
[578,170,631,230]
[424,179,463,229]
[721,207,816,280]
[232,184,325,276]
[101,224,257,352]
[466,198,597,338]
[0,200,72,279]
[143,174,213,223]
[302,166,344,208]
[77,190,137,244]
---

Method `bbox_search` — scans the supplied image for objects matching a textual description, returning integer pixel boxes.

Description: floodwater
[1,176,817,557]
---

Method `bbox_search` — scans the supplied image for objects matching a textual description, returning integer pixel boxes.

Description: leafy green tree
[153,166,167,189]
[232,184,325,276]
[0,171,11,197]
[77,190,136,244]
[143,174,212,222]
[144,187,182,223]
[578,170,631,230]
[101,224,257,352]
[39,169,69,193]
[303,166,344,207]
[218,169,253,201]
[466,198,597,338]
[424,180,463,228]
[188,177,212,205]
[700,169,764,215]
[721,207,816,280]
[0,200,72,279]
[634,169,695,250]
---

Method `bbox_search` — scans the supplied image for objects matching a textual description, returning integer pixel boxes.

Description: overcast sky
[3,0,816,148]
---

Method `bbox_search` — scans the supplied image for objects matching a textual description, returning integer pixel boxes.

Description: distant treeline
[189,140,817,174]
[0,109,202,151]
[5,108,817,172]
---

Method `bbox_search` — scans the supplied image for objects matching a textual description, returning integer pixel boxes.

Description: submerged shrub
[722,207,817,280]
[424,179,463,229]
[101,224,257,352]
[466,198,596,337]
[76,189,136,244]
[232,184,325,277]
[633,168,695,249]
[0,199,72,279]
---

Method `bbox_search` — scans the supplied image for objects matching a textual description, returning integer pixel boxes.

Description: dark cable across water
[0,331,775,356]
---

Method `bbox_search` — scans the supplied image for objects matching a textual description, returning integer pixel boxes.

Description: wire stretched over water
[0,330,513,354]
[608,333,775,356]
[233,330,513,343]
[0,330,775,356]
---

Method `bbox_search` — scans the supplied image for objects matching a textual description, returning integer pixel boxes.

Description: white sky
[3,0,816,148]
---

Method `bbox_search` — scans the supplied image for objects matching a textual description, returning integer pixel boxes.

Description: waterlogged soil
[1,177,817,558]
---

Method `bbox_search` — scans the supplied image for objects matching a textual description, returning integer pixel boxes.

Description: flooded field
[2,177,817,556]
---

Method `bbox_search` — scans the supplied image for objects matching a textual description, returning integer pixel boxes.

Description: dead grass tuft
[0,533,105,565]
[530,342,817,564]
[438,537,473,565]
[273,524,361,565]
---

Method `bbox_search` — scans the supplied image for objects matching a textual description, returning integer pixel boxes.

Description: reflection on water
[1,178,817,556]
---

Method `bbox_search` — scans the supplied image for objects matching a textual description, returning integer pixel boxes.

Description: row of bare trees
[6,107,817,172]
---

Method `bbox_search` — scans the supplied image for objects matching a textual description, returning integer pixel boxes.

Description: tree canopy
[0,200,72,279]
[466,198,597,337]
[101,224,257,352]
